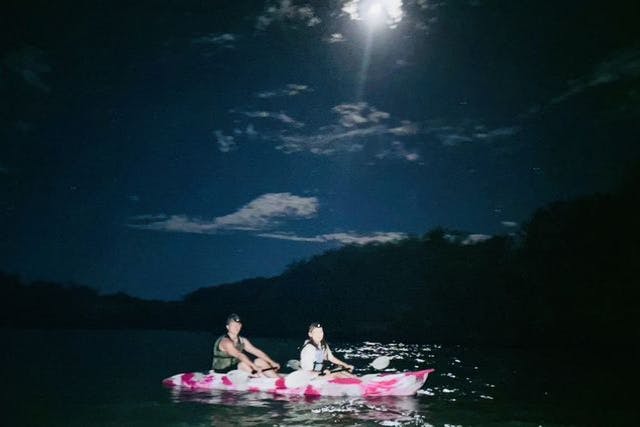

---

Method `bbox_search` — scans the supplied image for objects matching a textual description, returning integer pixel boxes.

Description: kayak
[162,369,434,397]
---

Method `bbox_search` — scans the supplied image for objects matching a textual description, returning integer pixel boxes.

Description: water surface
[2,330,635,426]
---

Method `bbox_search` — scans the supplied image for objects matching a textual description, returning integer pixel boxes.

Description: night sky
[2,0,639,300]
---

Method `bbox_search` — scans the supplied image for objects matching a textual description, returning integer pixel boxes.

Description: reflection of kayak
[162,369,434,397]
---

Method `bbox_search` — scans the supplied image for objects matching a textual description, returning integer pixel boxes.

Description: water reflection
[172,388,424,426]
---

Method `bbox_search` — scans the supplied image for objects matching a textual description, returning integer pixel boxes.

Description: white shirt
[300,342,333,371]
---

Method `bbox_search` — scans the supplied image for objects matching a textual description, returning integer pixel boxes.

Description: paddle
[286,355,390,372]
[369,355,391,370]
[254,365,278,374]
[284,356,391,388]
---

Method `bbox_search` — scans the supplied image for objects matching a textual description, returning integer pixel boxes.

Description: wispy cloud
[128,193,407,246]
[333,102,390,127]
[445,232,493,245]
[324,33,346,44]
[389,120,420,136]
[236,110,305,128]
[375,141,420,162]
[214,130,237,152]
[423,120,520,146]
[244,124,258,138]
[192,33,238,49]
[551,47,640,105]
[275,124,385,155]
[257,231,407,244]
[461,234,492,245]
[128,193,319,234]
[256,83,312,98]
[270,102,422,159]
[256,0,321,31]
[228,102,514,157]
[501,221,518,228]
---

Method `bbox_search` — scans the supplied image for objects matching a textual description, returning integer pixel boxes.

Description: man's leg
[254,358,279,377]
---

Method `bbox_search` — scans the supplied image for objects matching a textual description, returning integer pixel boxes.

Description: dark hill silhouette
[2,169,639,346]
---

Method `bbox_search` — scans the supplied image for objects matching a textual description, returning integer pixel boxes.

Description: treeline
[1,176,638,346]
[0,275,186,330]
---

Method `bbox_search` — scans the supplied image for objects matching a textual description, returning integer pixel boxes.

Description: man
[211,313,280,377]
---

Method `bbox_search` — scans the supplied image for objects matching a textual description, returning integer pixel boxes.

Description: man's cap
[226,313,242,324]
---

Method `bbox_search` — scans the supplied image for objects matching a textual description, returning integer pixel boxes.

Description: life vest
[211,334,244,371]
[303,340,327,372]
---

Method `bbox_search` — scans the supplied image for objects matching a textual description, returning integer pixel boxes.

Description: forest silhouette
[2,168,638,346]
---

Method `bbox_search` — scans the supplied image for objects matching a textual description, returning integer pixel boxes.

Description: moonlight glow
[343,0,404,29]
[367,3,384,25]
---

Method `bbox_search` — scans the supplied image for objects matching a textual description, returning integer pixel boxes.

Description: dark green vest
[211,334,245,371]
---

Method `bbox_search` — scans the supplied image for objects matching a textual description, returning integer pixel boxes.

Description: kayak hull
[162,369,434,397]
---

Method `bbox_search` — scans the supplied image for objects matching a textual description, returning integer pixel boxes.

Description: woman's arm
[326,347,354,371]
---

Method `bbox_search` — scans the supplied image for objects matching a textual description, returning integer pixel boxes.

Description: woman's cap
[308,322,322,331]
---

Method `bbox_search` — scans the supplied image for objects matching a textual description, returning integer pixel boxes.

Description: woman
[300,322,354,378]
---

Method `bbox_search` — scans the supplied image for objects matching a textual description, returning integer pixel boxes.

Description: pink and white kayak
[162,369,434,397]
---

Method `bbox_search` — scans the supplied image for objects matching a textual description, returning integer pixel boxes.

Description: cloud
[227,100,420,162]
[501,221,518,228]
[256,83,312,98]
[237,110,305,128]
[256,0,321,31]
[275,124,385,155]
[213,193,318,230]
[423,120,520,146]
[461,234,492,245]
[332,102,390,127]
[257,231,407,244]
[245,124,258,138]
[192,33,237,49]
[550,47,640,105]
[129,192,409,246]
[473,126,520,140]
[272,102,422,159]
[375,141,420,162]
[3,46,51,92]
[444,232,493,245]
[389,120,420,136]
[129,193,319,234]
[214,130,237,152]
[324,33,346,43]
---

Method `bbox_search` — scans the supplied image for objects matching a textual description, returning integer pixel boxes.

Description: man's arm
[243,338,280,370]
[219,338,259,371]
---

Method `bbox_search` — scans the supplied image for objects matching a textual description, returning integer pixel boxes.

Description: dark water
[2,330,636,426]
